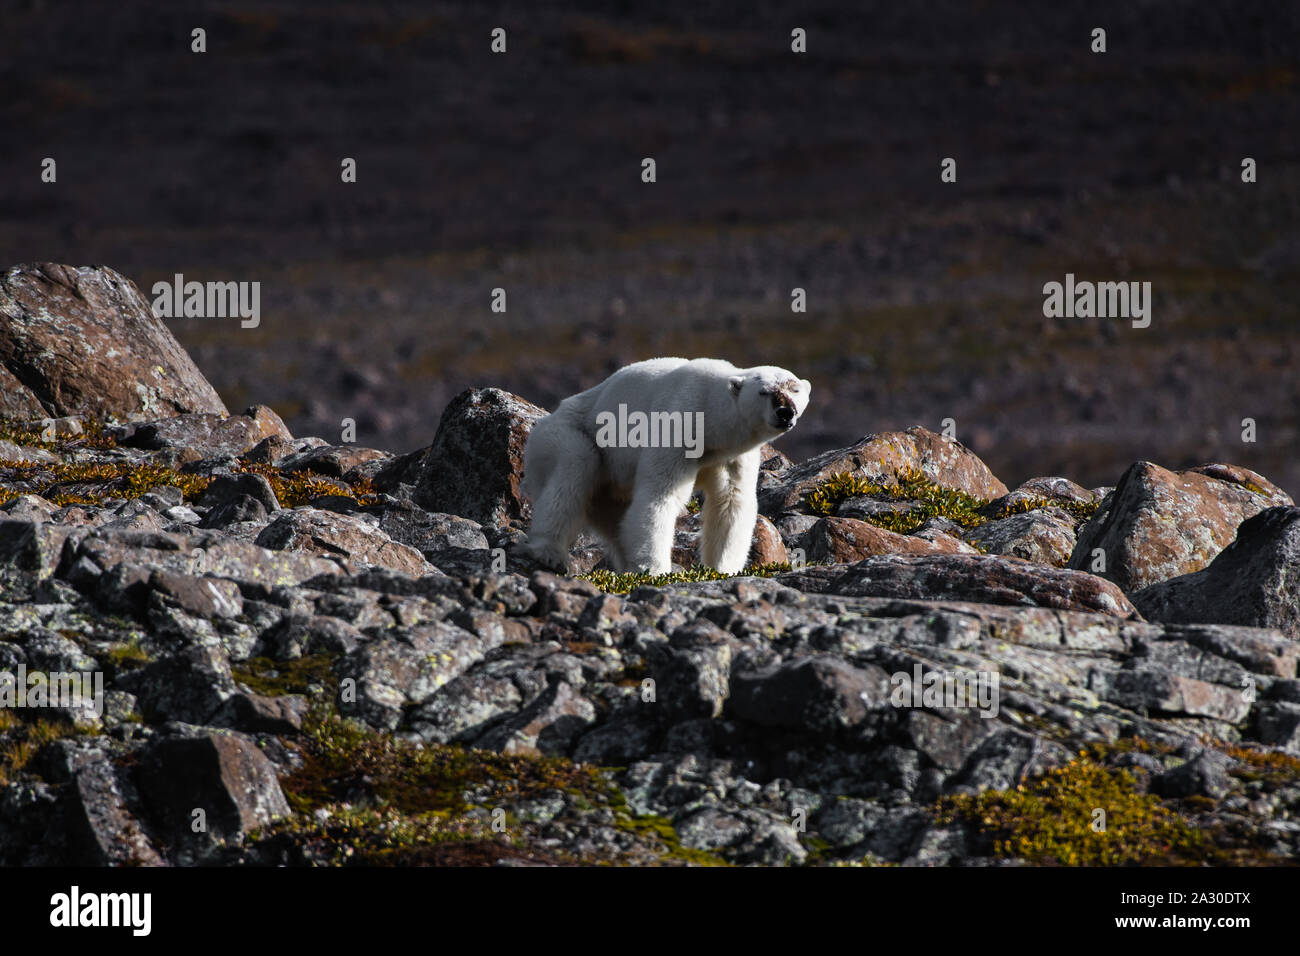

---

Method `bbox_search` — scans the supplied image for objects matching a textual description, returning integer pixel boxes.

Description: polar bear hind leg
[520,419,600,572]
[586,485,630,571]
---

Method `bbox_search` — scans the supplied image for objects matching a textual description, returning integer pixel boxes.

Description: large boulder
[0,263,228,421]
[1067,461,1291,592]
[758,426,1007,516]
[409,388,547,527]
[1132,506,1300,640]
[136,731,291,865]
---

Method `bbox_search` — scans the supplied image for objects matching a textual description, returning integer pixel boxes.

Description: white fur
[520,357,810,575]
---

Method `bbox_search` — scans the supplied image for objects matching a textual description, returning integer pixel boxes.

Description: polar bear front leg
[621,468,695,574]
[698,451,759,574]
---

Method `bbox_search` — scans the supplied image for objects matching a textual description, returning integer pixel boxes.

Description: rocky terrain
[1,263,1298,866]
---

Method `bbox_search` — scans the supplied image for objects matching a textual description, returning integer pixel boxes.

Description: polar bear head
[728,366,811,435]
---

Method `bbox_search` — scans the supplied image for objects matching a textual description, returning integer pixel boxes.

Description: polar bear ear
[728,375,745,396]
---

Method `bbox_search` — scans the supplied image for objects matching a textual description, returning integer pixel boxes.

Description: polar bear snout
[764,380,807,431]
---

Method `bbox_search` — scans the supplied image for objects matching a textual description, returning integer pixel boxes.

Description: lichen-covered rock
[70,526,344,590]
[473,680,597,756]
[984,476,1098,515]
[758,426,1008,515]
[0,520,79,579]
[964,507,1076,566]
[116,408,289,463]
[1068,460,1291,593]
[781,552,1139,618]
[1132,506,1300,640]
[378,504,490,553]
[40,738,164,866]
[339,620,505,729]
[729,656,892,734]
[0,263,228,421]
[411,387,547,526]
[279,444,388,478]
[255,509,431,577]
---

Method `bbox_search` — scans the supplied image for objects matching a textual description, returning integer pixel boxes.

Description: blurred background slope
[1,0,1296,491]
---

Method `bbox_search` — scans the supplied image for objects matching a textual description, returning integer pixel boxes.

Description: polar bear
[520,358,810,575]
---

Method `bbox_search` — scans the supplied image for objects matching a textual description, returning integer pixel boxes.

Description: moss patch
[934,751,1208,865]
[247,705,728,865]
[231,654,339,697]
[0,714,98,786]
[807,467,990,532]
[0,417,381,511]
[807,466,1099,533]
[583,561,793,595]
[934,745,1284,866]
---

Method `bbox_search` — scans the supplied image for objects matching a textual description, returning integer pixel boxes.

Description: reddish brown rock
[805,516,969,563]
[0,263,228,421]
[749,514,789,565]
[1068,460,1292,592]
[1132,506,1300,640]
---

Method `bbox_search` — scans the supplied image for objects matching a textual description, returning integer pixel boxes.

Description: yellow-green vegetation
[991,493,1101,524]
[231,654,338,697]
[584,561,793,595]
[282,707,613,817]
[934,750,1210,865]
[0,714,98,786]
[934,740,1289,866]
[252,705,727,865]
[235,461,382,509]
[1208,738,1300,790]
[0,416,381,509]
[0,418,117,452]
[104,637,150,673]
[0,460,212,507]
[808,467,989,532]
[806,466,1099,534]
